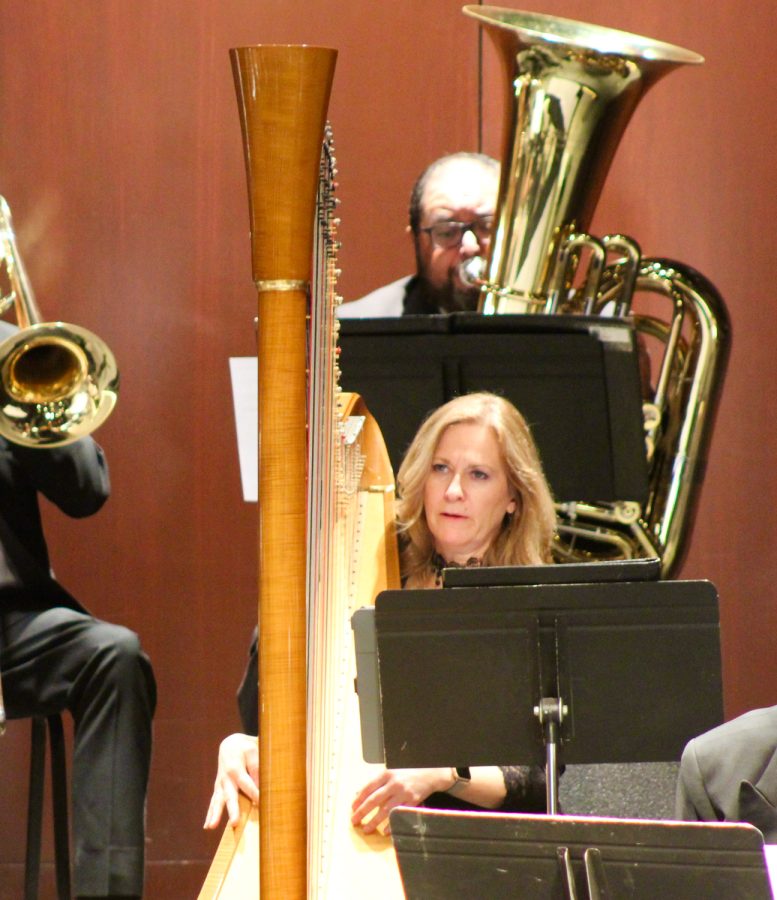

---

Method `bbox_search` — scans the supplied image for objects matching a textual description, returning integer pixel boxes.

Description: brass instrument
[464,6,730,576]
[0,196,118,447]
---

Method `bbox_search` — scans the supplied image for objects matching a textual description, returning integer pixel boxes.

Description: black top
[424,764,547,814]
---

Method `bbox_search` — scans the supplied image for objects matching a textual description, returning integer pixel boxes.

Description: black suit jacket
[0,433,109,610]
[0,318,110,609]
[676,706,777,842]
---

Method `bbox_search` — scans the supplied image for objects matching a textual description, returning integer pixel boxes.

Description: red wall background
[0,1,771,895]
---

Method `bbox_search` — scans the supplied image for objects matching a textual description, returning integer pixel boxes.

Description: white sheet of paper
[229,357,258,503]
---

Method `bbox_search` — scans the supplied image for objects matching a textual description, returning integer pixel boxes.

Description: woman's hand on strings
[351,767,453,834]
[203,733,259,829]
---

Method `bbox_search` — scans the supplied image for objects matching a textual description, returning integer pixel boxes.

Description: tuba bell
[0,196,118,447]
[463,7,730,577]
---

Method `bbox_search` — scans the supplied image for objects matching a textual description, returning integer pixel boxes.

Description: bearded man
[338,152,499,318]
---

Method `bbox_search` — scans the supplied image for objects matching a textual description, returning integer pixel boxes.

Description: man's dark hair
[408,152,499,234]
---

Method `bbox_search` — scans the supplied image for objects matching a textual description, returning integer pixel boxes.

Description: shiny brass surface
[0,196,118,447]
[464,7,729,576]
[463,6,702,316]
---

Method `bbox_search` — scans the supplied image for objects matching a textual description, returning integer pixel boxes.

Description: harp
[199,45,403,898]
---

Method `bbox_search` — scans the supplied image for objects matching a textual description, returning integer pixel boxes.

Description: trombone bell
[0,322,118,447]
[6,333,87,404]
[0,195,119,448]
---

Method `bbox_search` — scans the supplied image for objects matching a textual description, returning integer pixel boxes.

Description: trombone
[0,196,118,447]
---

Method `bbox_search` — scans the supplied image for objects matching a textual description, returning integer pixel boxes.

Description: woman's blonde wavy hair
[396,392,556,586]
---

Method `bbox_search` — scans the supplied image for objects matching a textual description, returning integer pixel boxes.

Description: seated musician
[336,152,499,318]
[204,392,556,833]
[675,706,777,841]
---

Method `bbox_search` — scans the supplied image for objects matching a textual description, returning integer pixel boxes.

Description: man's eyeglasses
[420,216,494,250]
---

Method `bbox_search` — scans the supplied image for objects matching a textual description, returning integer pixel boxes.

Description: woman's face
[423,421,517,564]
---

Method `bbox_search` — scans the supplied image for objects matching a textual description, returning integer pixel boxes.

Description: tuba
[0,196,118,447]
[463,6,730,577]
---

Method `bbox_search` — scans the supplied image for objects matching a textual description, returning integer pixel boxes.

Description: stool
[25,715,71,900]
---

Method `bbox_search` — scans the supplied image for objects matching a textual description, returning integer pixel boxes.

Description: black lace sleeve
[423,764,547,814]
[498,764,547,813]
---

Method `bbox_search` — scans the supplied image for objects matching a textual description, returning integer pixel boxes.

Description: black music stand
[389,808,772,899]
[352,565,723,815]
[338,313,648,503]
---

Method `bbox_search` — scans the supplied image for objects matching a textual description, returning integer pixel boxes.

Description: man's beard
[418,268,481,313]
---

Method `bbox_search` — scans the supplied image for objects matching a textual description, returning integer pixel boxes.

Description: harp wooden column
[231,45,337,899]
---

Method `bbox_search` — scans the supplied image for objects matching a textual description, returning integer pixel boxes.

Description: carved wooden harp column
[233,45,336,899]
[200,43,403,899]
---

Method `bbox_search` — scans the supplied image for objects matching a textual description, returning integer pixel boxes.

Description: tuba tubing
[463,6,730,576]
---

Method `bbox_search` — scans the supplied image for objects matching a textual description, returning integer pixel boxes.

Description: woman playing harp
[206,391,556,835]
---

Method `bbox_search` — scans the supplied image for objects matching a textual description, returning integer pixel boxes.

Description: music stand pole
[536,696,566,814]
